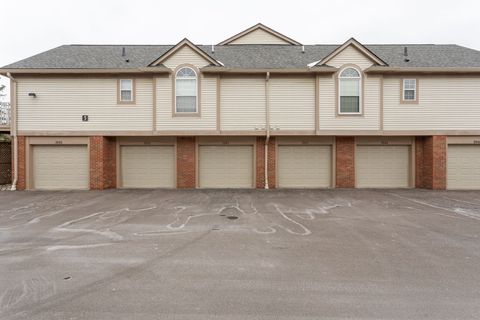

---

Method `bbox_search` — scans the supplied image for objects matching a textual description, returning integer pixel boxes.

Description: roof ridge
[68,44,176,47]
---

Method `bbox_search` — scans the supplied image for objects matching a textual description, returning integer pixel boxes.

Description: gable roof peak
[218,23,302,46]
[149,38,221,67]
[315,37,388,67]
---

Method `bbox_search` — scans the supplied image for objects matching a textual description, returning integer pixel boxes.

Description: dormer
[218,23,301,45]
[149,38,221,69]
[312,38,387,70]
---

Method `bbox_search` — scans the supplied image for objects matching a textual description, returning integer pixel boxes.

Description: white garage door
[447,145,480,190]
[199,145,253,188]
[357,145,410,188]
[121,146,175,188]
[33,145,88,190]
[278,145,332,188]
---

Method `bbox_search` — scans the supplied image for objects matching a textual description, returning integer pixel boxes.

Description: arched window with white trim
[175,66,197,113]
[339,67,361,114]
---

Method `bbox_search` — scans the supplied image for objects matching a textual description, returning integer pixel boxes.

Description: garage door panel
[121,146,174,188]
[199,146,253,188]
[357,145,410,188]
[448,145,480,190]
[33,145,89,190]
[278,145,332,188]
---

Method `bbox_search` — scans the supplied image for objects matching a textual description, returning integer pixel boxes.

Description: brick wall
[256,137,276,189]
[415,137,424,188]
[176,137,196,188]
[335,136,355,188]
[89,136,116,190]
[16,136,26,190]
[415,136,446,190]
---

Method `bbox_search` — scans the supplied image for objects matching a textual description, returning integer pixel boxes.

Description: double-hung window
[119,79,134,103]
[402,79,417,102]
[339,67,361,114]
[175,67,198,113]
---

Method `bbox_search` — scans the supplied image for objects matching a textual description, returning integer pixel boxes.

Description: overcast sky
[1,0,479,101]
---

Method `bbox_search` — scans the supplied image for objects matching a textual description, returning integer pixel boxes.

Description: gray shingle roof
[3,43,480,69]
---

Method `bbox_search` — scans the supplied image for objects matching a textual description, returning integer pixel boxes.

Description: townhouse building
[1,23,480,190]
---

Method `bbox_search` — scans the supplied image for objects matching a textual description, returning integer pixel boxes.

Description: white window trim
[338,67,362,115]
[402,78,417,101]
[174,66,198,114]
[119,79,133,102]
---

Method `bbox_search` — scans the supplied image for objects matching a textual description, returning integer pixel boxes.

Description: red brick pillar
[335,137,355,188]
[256,137,276,189]
[176,137,196,188]
[415,136,446,190]
[89,136,116,190]
[415,137,424,188]
[16,136,26,190]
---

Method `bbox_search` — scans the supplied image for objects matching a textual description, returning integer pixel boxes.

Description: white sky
[1,0,479,101]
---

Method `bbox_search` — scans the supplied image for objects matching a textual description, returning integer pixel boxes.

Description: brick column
[415,137,424,188]
[176,137,196,188]
[415,136,446,190]
[89,136,116,190]
[256,137,276,189]
[16,136,26,190]
[335,137,355,188]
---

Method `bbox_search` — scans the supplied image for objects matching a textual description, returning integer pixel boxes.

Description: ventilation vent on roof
[122,47,126,57]
[403,46,410,62]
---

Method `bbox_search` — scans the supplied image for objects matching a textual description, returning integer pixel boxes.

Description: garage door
[447,145,480,190]
[357,145,410,188]
[121,146,174,188]
[33,145,88,190]
[278,145,332,188]
[199,145,253,188]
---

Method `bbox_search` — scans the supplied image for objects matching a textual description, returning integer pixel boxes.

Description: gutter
[365,66,480,74]
[5,72,17,191]
[0,68,171,75]
[264,71,270,189]
[201,67,338,74]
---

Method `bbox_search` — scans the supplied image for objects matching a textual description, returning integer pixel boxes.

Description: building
[1,23,480,191]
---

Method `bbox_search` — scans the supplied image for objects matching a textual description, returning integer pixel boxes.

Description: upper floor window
[339,67,361,114]
[119,79,134,102]
[175,67,197,113]
[402,79,417,102]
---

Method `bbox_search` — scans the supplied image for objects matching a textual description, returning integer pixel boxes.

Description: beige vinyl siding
[162,45,211,69]
[356,145,410,188]
[120,146,175,188]
[327,45,375,70]
[17,77,153,131]
[278,145,332,188]
[228,29,291,45]
[156,75,217,130]
[220,77,266,131]
[318,75,381,130]
[269,77,315,130]
[447,145,480,190]
[199,145,254,188]
[384,77,480,130]
[32,145,88,190]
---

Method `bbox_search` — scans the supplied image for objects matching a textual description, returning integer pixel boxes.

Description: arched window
[339,67,361,114]
[175,67,197,113]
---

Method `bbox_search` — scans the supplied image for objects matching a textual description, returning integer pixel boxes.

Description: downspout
[6,73,17,191]
[264,72,270,189]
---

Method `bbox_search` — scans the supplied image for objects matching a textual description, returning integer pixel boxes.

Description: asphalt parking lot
[1,189,480,320]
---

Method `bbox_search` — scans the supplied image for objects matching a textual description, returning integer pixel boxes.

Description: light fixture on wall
[28,93,37,98]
